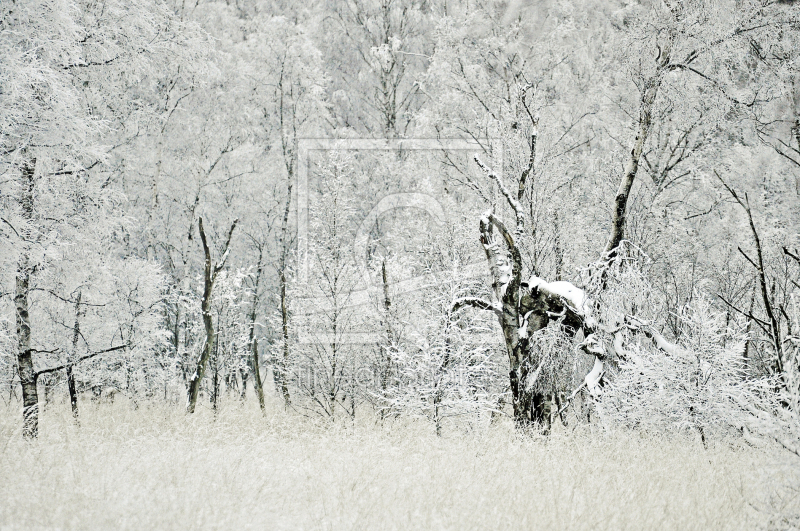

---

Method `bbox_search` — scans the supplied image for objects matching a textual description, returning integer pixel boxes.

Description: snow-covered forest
[2,0,800,528]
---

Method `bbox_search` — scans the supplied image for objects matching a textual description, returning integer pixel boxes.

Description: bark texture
[16,156,38,439]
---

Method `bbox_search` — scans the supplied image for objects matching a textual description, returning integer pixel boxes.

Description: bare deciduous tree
[186,217,238,414]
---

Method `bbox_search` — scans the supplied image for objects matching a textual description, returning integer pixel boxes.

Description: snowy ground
[0,398,796,531]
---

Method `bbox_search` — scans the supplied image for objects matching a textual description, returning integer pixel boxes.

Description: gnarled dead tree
[456,50,675,426]
[455,153,606,427]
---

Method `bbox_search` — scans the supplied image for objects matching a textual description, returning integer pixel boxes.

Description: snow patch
[518,310,534,339]
[526,276,594,325]
[585,357,604,397]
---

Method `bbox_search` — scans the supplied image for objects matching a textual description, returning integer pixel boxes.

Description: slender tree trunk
[186,217,236,413]
[379,260,393,420]
[434,320,454,437]
[278,184,292,408]
[381,260,393,344]
[246,245,266,412]
[172,304,180,362]
[553,210,563,281]
[16,156,38,439]
[605,47,670,257]
[239,366,249,401]
[67,290,83,422]
[186,290,213,413]
[211,356,219,414]
[187,225,216,413]
[717,175,785,374]
[153,137,162,209]
[744,282,757,362]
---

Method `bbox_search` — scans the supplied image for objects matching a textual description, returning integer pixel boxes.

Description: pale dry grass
[0,396,796,531]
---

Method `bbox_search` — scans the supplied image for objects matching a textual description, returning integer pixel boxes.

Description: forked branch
[479,211,522,300]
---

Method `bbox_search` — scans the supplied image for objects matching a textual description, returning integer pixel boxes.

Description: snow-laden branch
[480,211,516,252]
[474,155,526,237]
[739,400,800,458]
[554,357,605,418]
[452,297,502,317]
[35,343,130,378]
[625,315,680,356]
[584,357,604,397]
[524,275,597,329]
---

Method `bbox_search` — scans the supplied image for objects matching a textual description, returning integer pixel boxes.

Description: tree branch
[715,170,784,372]
[474,155,525,236]
[35,344,128,378]
[717,294,770,333]
[452,297,502,317]
[784,247,800,265]
[214,219,239,275]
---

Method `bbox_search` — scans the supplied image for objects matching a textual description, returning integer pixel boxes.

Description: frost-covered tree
[289,153,364,419]
[418,0,800,430]
[0,0,203,436]
[382,265,503,435]
[325,0,429,137]
[186,217,237,414]
[599,296,777,445]
[245,11,330,407]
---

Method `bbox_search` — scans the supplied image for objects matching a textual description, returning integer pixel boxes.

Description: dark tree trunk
[277,186,292,408]
[276,64,295,410]
[248,245,266,413]
[186,217,237,414]
[67,290,83,422]
[378,259,394,421]
[186,225,215,413]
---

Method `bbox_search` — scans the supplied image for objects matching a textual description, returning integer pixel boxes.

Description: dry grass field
[0,397,798,531]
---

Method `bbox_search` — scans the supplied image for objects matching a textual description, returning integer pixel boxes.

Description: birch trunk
[605,48,670,257]
[16,156,38,438]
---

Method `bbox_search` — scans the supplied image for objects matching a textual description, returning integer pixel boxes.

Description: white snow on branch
[612,331,627,359]
[584,357,604,397]
[474,155,525,234]
[480,210,515,298]
[580,333,606,358]
[526,275,596,327]
[545,280,588,313]
[518,310,534,339]
[626,315,680,355]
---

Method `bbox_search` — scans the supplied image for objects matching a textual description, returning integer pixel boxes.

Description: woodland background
[2,0,800,527]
